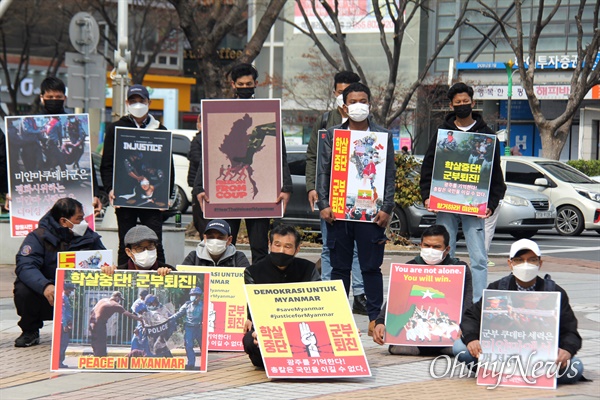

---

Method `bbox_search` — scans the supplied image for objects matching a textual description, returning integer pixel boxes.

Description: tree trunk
[539,117,573,159]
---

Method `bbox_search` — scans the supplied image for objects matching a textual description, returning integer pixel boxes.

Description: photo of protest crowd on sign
[201,99,283,219]
[428,129,496,217]
[4,114,94,237]
[58,250,113,270]
[177,266,245,351]
[384,264,465,346]
[112,127,172,209]
[245,281,371,379]
[477,289,561,389]
[329,129,388,222]
[52,269,210,372]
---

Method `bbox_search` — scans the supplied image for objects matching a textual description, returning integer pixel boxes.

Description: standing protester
[193,63,293,264]
[305,71,367,315]
[14,198,106,347]
[187,112,209,235]
[100,84,175,265]
[419,82,506,303]
[317,83,396,336]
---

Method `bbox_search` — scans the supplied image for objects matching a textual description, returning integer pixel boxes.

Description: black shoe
[59,364,69,369]
[352,294,368,315]
[15,330,40,347]
[185,365,199,371]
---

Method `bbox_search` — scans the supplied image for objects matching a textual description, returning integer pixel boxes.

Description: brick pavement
[0,253,598,399]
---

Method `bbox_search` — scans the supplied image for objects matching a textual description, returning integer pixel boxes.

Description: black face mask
[236,87,255,99]
[43,99,65,114]
[453,104,472,119]
[269,252,295,267]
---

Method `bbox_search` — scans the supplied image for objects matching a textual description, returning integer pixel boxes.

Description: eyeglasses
[132,244,156,252]
[511,257,540,265]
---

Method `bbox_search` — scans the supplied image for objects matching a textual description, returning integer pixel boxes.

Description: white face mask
[511,262,539,283]
[205,238,227,256]
[68,219,88,237]
[420,248,446,265]
[347,103,370,122]
[335,94,344,109]
[128,102,149,119]
[133,249,157,269]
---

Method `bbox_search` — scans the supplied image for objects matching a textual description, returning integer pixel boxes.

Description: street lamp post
[504,60,515,156]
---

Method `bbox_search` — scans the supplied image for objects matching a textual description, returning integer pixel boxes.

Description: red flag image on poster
[245,281,370,379]
[428,129,496,217]
[384,264,465,346]
[51,269,210,372]
[112,127,172,209]
[201,99,283,219]
[477,289,561,389]
[329,129,389,222]
[177,266,245,351]
[4,114,94,237]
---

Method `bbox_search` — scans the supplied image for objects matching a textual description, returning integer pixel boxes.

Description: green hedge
[566,160,600,177]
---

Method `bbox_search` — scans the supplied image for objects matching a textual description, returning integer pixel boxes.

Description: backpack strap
[543,274,556,291]
[320,111,330,130]
[498,275,512,290]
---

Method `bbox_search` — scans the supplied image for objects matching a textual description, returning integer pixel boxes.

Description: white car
[171,129,198,213]
[501,156,600,236]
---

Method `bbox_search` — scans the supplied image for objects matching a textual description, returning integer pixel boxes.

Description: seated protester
[243,224,321,368]
[453,239,584,384]
[14,198,105,347]
[181,219,249,268]
[372,224,473,356]
[117,225,175,275]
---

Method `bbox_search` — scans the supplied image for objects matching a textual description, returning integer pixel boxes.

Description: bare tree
[284,0,472,127]
[85,0,180,84]
[168,0,287,99]
[478,0,600,159]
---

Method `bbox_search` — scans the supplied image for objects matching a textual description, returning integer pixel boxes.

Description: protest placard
[428,129,496,216]
[384,263,465,346]
[329,129,389,222]
[177,265,245,351]
[58,250,113,270]
[112,127,172,209]
[5,114,94,236]
[201,99,283,219]
[477,289,561,389]
[245,280,370,378]
[52,269,209,372]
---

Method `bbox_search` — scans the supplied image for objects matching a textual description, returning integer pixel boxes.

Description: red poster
[384,263,465,346]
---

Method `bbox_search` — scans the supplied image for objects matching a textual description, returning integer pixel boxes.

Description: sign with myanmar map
[383,264,466,346]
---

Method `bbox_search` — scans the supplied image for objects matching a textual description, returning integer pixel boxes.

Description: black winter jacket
[244,256,321,284]
[187,131,202,187]
[420,112,507,213]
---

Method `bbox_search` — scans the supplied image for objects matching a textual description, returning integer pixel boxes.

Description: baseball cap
[509,239,541,259]
[127,84,149,100]
[124,225,158,246]
[204,219,231,236]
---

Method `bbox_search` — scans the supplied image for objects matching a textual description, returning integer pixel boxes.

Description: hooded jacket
[15,212,105,295]
[100,114,174,195]
[181,241,250,268]
[420,112,507,213]
[316,119,397,215]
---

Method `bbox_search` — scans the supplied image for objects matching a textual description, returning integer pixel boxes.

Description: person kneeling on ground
[14,197,105,347]
[243,224,321,368]
[181,219,249,268]
[372,224,473,356]
[453,238,584,384]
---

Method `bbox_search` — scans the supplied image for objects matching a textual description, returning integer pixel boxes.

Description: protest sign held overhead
[245,281,371,379]
[329,129,389,222]
[477,289,561,389]
[384,264,466,346]
[177,265,245,351]
[428,129,496,217]
[201,99,283,219]
[5,114,94,237]
[112,127,172,209]
[52,269,210,372]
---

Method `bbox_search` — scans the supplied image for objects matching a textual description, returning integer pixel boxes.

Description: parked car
[282,146,556,239]
[501,156,600,236]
